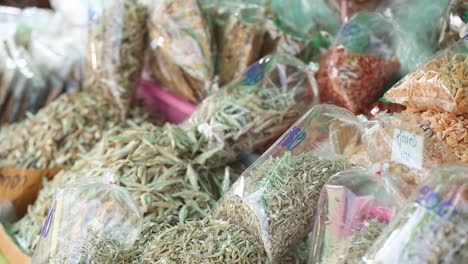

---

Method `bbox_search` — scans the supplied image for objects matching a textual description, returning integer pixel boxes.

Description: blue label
[279,127,307,151]
[463,35,468,40]
[41,208,54,238]
[341,23,361,37]
[88,10,99,27]
[242,63,265,86]
[415,185,457,219]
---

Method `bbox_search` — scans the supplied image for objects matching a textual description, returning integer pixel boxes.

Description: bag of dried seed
[31,174,142,264]
[363,164,468,264]
[384,39,468,114]
[202,0,266,87]
[362,112,458,186]
[85,0,148,111]
[436,0,468,50]
[212,104,364,263]
[309,168,406,264]
[148,0,214,103]
[316,12,400,114]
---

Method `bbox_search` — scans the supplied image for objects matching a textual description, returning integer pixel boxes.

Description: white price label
[391,129,424,170]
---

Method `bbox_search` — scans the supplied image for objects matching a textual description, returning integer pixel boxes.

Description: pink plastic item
[137,80,196,124]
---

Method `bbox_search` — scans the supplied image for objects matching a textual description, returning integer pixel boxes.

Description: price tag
[391,129,424,170]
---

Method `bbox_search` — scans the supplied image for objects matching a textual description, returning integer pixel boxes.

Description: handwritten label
[416,185,457,220]
[419,124,435,138]
[242,62,265,86]
[41,208,54,238]
[391,129,424,170]
[340,23,361,37]
[279,127,307,151]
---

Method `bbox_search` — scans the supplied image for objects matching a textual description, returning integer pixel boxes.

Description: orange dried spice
[316,45,400,114]
[407,108,468,162]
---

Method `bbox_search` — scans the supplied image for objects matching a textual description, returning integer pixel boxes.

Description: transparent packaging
[325,0,389,22]
[362,112,458,186]
[149,0,214,102]
[384,39,468,114]
[316,12,400,114]
[31,175,142,264]
[212,104,363,263]
[85,0,148,112]
[363,164,468,264]
[309,168,406,264]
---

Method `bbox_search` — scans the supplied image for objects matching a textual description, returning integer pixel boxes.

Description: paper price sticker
[391,129,424,170]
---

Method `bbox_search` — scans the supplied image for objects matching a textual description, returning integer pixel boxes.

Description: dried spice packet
[363,164,468,264]
[316,12,400,114]
[85,0,148,112]
[384,39,468,114]
[149,0,214,102]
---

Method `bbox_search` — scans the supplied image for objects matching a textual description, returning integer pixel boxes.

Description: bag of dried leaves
[212,104,365,263]
[309,167,406,264]
[384,38,468,114]
[363,164,468,264]
[362,111,458,186]
[316,12,400,114]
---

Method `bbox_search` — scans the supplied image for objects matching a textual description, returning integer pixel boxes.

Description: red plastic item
[137,80,196,124]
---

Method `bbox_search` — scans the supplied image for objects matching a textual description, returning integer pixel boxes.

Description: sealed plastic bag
[32,174,142,264]
[212,104,363,263]
[326,0,388,22]
[363,164,468,264]
[149,0,214,102]
[309,168,406,264]
[85,0,148,111]
[362,112,458,186]
[384,0,450,74]
[316,12,400,114]
[436,0,468,50]
[384,39,468,114]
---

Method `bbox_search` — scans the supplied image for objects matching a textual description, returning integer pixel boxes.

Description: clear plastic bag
[148,0,214,102]
[212,104,362,263]
[325,0,389,22]
[31,174,142,264]
[363,164,468,264]
[436,0,468,50]
[384,0,450,74]
[85,0,148,112]
[309,168,406,264]
[384,39,468,114]
[362,112,458,186]
[316,12,400,114]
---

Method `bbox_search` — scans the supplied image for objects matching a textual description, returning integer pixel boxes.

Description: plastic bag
[316,12,400,114]
[32,174,142,264]
[85,0,148,112]
[406,108,468,163]
[363,164,468,264]
[436,0,468,50]
[362,111,458,186]
[203,0,266,87]
[384,39,468,114]
[325,0,389,22]
[309,168,406,264]
[148,0,214,102]
[212,104,363,263]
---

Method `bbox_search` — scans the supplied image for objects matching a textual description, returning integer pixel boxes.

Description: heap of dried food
[85,0,148,112]
[148,0,214,102]
[406,108,467,162]
[11,54,316,256]
[214,152,351,263]
[141,218,267,263]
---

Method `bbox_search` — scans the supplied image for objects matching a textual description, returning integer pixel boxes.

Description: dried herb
[317,45,400,114]
[149,0,214,102]
[12,55,312,255]
[141,218,267,263]
[213,152,351,263]
[384,43,468,114]
[85,0,148,112]
[344,219,386,264]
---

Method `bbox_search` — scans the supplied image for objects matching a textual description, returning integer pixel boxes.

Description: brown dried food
[384,49,468,114]
[316,45,400,114]
[149,0,213,103]
[407,108,468,162]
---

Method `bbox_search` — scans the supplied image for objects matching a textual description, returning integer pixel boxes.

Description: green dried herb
[213,152,351,263]
[141,218,268,263]
[344,219,386,264]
